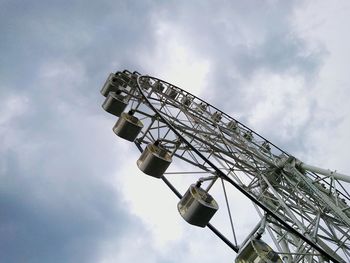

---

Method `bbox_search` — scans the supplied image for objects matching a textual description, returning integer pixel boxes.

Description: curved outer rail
[101,70,350,262]
[133,74,348,263]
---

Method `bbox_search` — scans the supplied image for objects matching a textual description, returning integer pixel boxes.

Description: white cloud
[2,1,350,262]
[142,19,211,96]
[291,1,350,174]
[243,71,311,143]
[0,95,29,126]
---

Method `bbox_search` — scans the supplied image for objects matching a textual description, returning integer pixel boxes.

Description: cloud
[148,1,326,129]
[1,0,350,262]
[0,85,138,263]
[291,1,350,171]
[141,19,212,95]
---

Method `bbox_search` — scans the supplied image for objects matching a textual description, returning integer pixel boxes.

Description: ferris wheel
[100,69,350,263]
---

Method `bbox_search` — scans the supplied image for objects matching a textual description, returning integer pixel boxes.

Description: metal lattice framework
[101,70,350,263]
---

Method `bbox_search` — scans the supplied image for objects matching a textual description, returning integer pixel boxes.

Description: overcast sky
[1,1,350,262]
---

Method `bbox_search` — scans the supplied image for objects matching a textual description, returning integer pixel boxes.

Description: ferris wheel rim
[134,74,342,263]
[139,75,289,156]
[135,74,350,200]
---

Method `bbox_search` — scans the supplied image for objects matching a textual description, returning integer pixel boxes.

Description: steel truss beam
[103,70,350,263]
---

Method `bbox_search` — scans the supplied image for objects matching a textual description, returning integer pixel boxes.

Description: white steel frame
[102,70,350,263]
